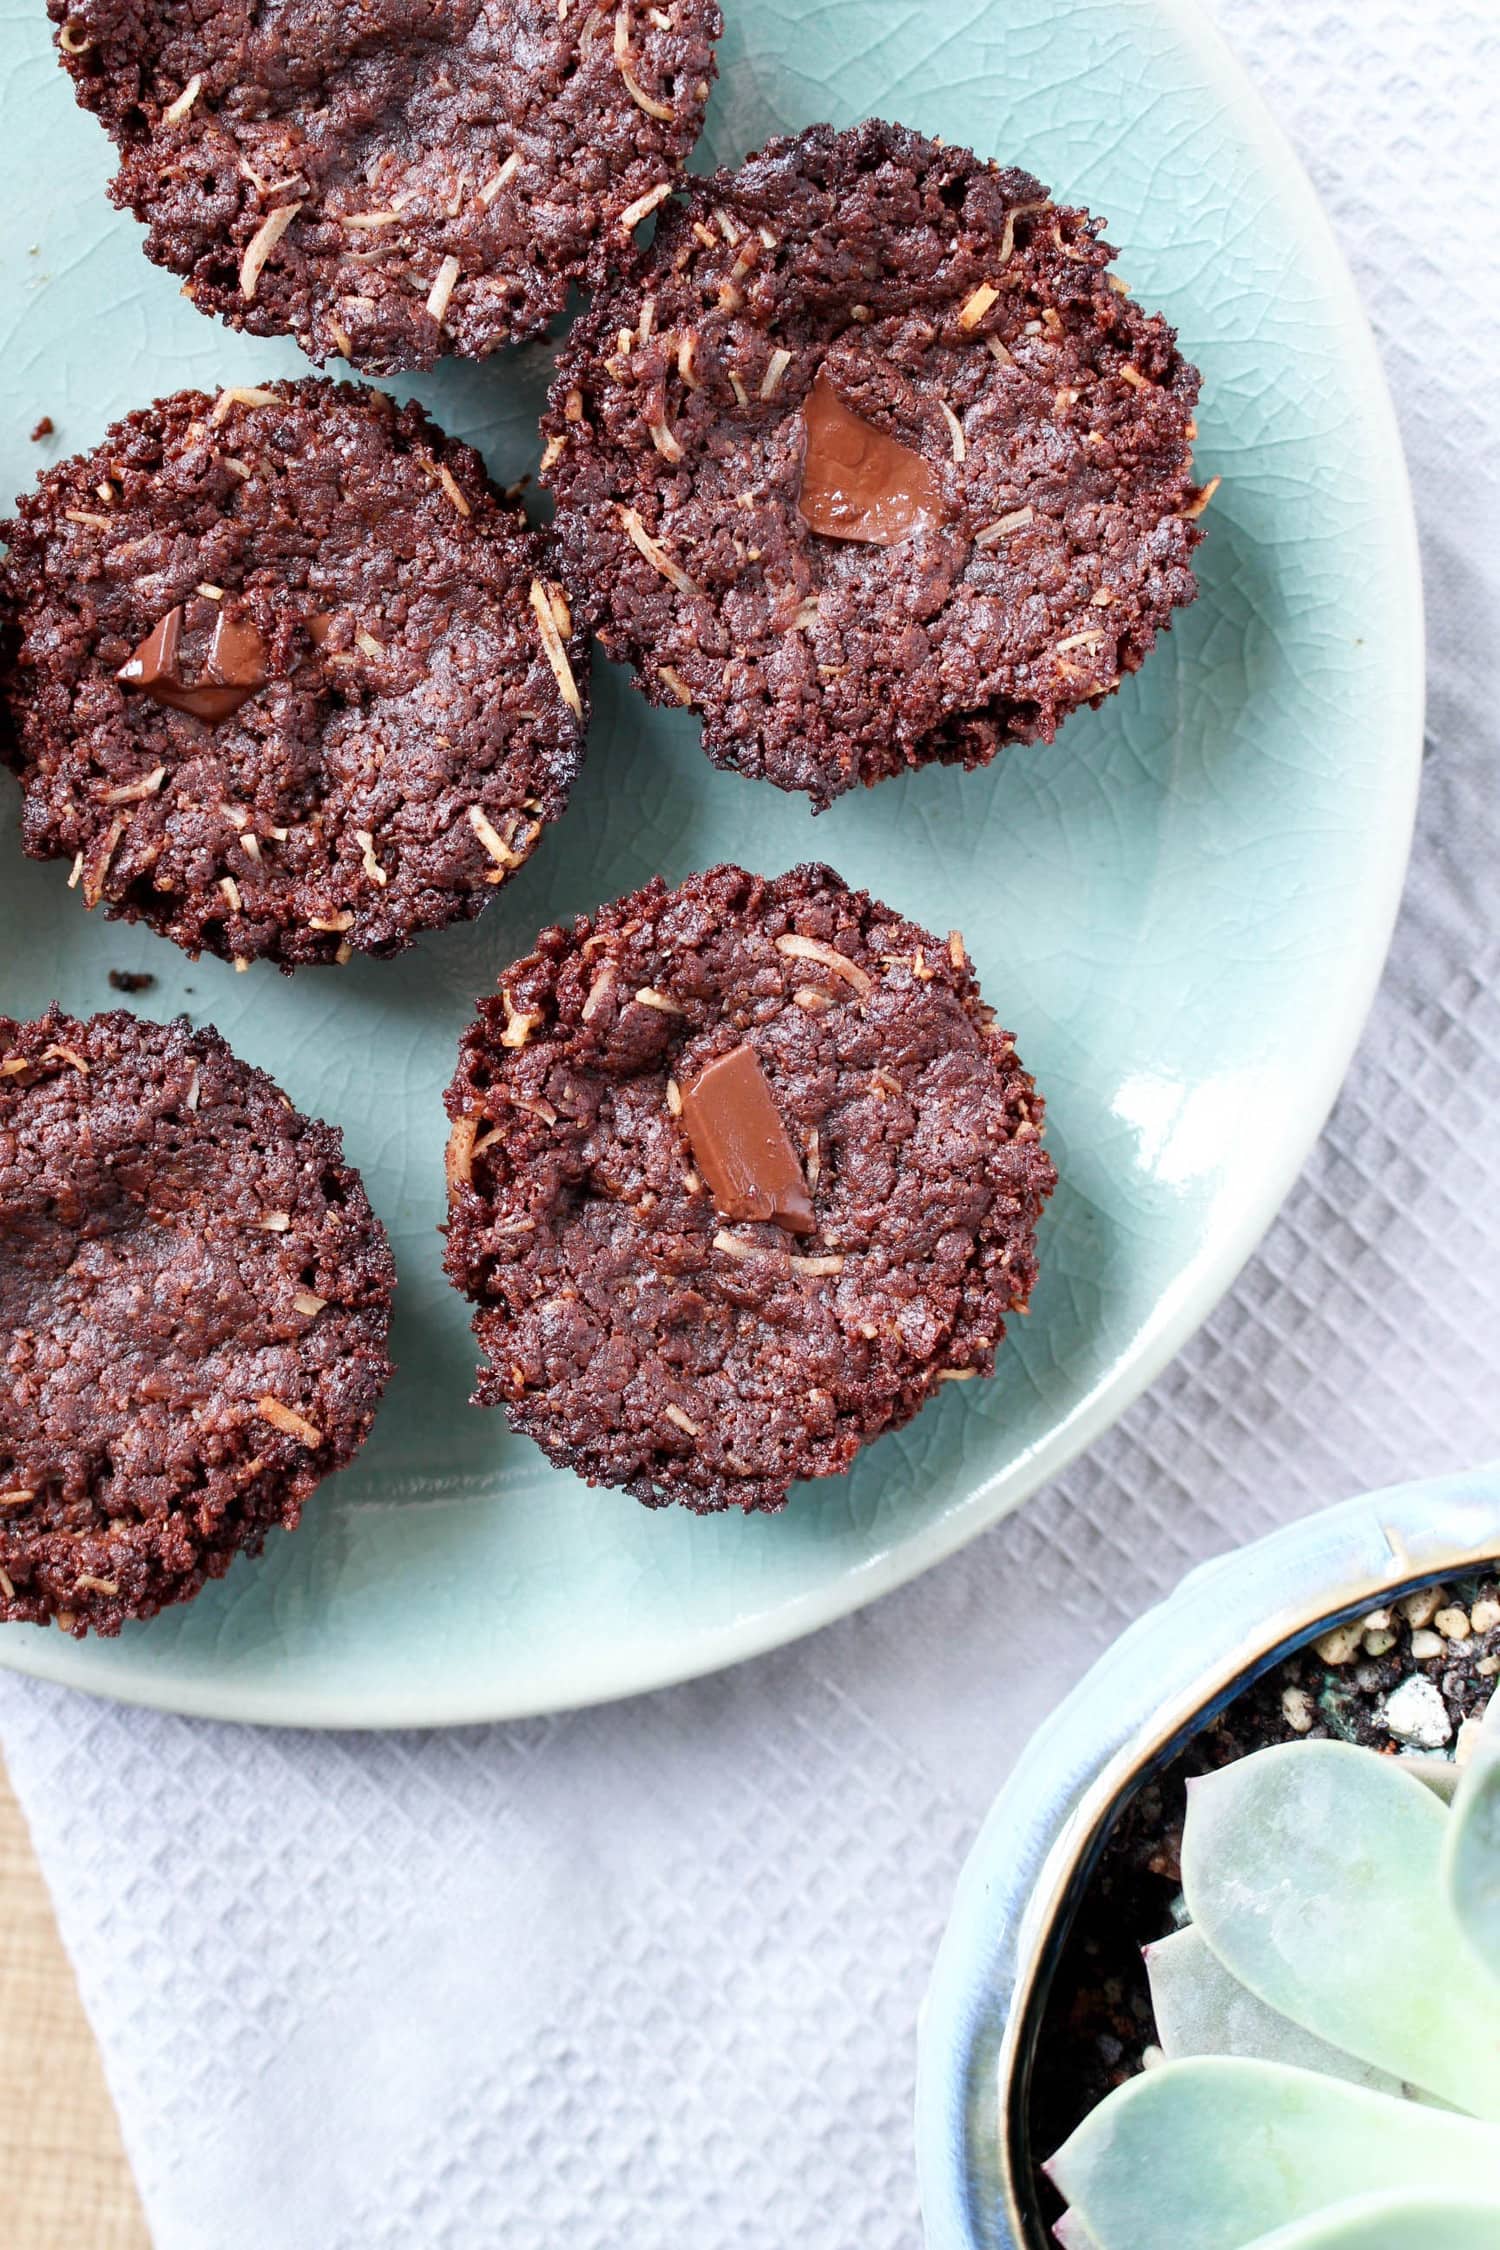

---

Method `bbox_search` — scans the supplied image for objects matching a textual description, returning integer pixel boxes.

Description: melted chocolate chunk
[117,601,267,722]
[679,1044,815,1234]
[797,370,947,546]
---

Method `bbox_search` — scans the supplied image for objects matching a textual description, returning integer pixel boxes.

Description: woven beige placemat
[0,1753,151,2249]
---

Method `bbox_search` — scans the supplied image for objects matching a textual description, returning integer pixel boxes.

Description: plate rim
[0,0,1425,1729]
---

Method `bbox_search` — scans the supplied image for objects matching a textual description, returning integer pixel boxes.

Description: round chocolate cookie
[542,119,1212,806]
[49,0,722,373]
[444,862,1056,1514]
[0,378,587,969]
[0,1007,396,1635]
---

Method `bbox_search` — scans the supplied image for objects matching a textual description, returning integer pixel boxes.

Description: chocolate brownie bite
[0,1007,396,1635]
[444,863,1055,1514]
[0,378,587,970]
[49,0,722,374]
[542,119,1212,806]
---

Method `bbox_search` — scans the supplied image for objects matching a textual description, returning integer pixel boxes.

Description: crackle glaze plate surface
[0,0,1420,1725]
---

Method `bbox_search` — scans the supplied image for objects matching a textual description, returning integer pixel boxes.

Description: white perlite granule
[1381,1675,1454,1750]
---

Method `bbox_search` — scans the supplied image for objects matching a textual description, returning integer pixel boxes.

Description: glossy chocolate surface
[117,601,267,721]
[679,1044,815,1234]
[796,370,947,546]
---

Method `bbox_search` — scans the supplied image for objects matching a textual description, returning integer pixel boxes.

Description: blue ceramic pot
[914,1463,1500,2250]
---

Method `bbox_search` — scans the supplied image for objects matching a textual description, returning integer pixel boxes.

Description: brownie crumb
[106,969,155,993]
[49,0,723,373]
[0,378,587,969]
[444,862,1055,1514]
[544,118,1208,806]
[29,416,53,442]
[0,1005,396,1635]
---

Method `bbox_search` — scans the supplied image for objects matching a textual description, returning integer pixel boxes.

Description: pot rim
[914,1461,1500,2250]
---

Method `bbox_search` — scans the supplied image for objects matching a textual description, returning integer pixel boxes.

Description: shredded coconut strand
[759,347,793,399]
[619,506,702,597]
[102,767,167,804]
[528,578,583,716]
[712,1230,764,1260]
[958,281,999,332]
[997,198,1051,265]
[581,965,617,1023]
[239,202,301,299]
[435,461,471,516]
[468,804,523,877]
[614,7,675,119]
[976,505,1034,546]
[256,1395,325,1448]
[479,152,523,205]
[425,254,461,324]
[446,1115,478,1189]
[773,932,873,997]
[1179,475,1221,521]
[162,72,202,125]
[620,179,673,232]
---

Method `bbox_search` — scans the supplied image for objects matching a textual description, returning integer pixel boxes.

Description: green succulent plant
[1045,1693,1500,2250]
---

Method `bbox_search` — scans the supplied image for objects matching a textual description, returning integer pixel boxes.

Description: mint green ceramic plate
[0,0,1420,1725]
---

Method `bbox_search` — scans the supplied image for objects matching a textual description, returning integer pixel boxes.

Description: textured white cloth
[3,5,1498,2245]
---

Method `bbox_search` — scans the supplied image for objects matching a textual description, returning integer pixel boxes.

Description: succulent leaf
[1046,2057,1499,2250]
[1144,1927,1411,2098]
[1234,2190,1500,2249]
[1398,1753,1463,1804]
[1179,1742,1500,2116]
[1446,1699,1500,1980]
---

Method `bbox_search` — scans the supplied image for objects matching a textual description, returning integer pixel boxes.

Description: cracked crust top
[50,0,723,373]
[0,378,587,970]
[0,1007,396,1635]
[443,862,1056,1514]
[543,119,1211,806]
